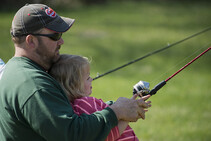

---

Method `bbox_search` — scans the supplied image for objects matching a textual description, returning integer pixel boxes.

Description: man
[0,4,151,141]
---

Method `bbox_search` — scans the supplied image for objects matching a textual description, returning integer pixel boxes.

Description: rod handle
[149,80,166,95]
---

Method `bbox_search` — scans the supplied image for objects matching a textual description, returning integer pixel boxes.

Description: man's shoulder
[3,59,55,88]
[0,57,66,111]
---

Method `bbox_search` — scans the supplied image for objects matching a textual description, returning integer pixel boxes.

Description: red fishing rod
[133,47,211,96]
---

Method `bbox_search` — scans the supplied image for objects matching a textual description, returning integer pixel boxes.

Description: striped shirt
[72,97,139,141]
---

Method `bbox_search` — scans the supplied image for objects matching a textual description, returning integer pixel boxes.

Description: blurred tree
[81,0,108,5]
[0,0,210,10]
[1,0,47,10]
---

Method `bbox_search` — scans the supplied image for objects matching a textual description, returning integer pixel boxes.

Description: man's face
[35,28,64,69]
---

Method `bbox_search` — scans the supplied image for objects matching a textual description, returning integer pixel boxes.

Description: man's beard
[35,37,58,70]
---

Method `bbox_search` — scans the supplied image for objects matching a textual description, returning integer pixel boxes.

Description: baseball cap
[11,4,75,37]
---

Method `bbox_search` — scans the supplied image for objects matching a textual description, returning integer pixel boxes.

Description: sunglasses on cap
[30,33,62,41]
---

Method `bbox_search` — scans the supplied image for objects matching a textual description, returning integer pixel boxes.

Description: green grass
[1,1,211,140]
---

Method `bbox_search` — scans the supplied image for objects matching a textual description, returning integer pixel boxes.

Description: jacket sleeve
[22,88,118,141]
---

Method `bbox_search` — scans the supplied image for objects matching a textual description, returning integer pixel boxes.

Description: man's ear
[25,35,38,49]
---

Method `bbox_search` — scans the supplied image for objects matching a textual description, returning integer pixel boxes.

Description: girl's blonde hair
[49,54,90,102]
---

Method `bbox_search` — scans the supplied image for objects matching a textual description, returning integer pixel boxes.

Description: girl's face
[83,65,93,96]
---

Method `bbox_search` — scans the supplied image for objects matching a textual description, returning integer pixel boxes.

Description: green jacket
[0,57,118,141]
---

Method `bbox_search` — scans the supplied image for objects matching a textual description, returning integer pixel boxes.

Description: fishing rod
[133,47,211,96]
[93,26,211,80]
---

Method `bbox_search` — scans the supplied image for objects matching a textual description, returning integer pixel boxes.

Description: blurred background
[0,0,211,140]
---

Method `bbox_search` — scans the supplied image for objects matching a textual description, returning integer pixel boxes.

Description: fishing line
[93,26,211,80]
[150,42,211,85]
[133,47,211,96]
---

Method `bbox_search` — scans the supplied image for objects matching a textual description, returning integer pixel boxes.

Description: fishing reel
[133,80,167,96]
[133,81,150,97]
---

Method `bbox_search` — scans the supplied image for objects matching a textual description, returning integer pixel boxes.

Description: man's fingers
[111,95,151,122]
[146,101,152,107]
[138,108,145,120]
[141,94,151,101]
[131,94,138,100]
[144,109,148,112]
[137,100,150,108]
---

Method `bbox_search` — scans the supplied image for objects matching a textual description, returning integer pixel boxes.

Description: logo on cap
[45,7,56,18]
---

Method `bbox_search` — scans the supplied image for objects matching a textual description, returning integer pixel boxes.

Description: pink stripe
[115,126,120,138]
[74,105,91,114]
[76,98,92,108]
[117,136,136,141]
[100,101,103,108]
[111,130,114,141]
[122,128,133,134]
[93,98,99,111]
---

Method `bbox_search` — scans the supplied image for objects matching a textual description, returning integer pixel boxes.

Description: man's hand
[110,95,151,122]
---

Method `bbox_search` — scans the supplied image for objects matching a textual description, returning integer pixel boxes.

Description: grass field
[0,1,211,141]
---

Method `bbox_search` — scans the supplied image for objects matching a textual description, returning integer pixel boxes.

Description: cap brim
[46,16,75,33]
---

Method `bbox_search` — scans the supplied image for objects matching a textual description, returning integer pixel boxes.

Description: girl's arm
[72,97,122,141]
[118,120,129,135]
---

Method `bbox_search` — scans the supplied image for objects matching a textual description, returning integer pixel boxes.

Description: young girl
[49,54,140,141]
